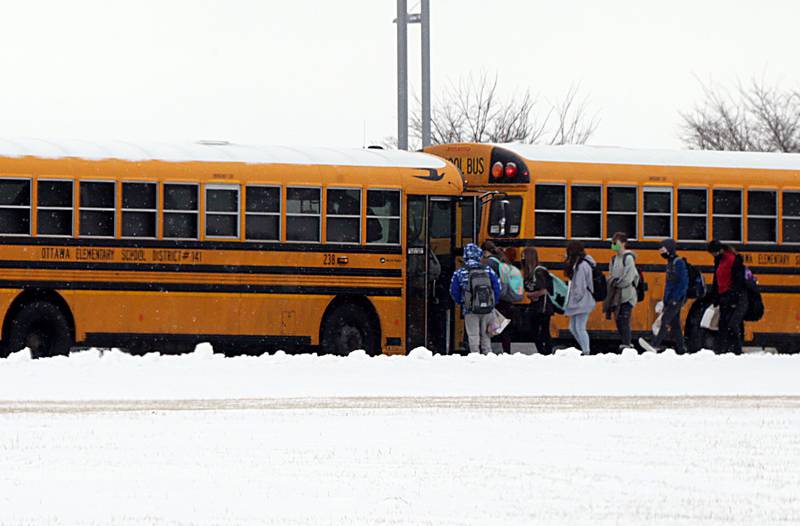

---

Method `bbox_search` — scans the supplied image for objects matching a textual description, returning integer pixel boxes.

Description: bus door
[405,195,458,354]
[452,195,478,352]
[427,197,457,354]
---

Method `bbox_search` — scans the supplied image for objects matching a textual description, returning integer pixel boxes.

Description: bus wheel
[321,302,379,356]
[6,301,73,359]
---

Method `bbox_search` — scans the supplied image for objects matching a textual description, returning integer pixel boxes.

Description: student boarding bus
[425,142,800,353]
[0,139,469,358]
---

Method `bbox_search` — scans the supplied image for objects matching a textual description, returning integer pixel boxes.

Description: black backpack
[616,253,648,302]
[744,271,764,322]
[684,259,706,299]
[464,267,495,314]
[583,258,607,302]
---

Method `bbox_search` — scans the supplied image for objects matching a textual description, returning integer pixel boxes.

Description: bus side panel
[65,291,406,353]
[0,289,19,339]
[65,290,242,341]
[370,296,405,354]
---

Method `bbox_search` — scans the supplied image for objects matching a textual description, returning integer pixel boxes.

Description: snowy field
[1,346,799,525]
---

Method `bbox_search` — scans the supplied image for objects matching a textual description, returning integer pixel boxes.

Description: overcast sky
[1,0,798,150]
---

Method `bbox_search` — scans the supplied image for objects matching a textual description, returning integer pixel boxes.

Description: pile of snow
[1,345,799,401]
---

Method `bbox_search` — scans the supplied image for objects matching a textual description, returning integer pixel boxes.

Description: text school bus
[0,139,467,358]
[425,142,800,353]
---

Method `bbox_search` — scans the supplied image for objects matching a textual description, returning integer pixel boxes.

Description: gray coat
[609,250,639,306]
[565,255,597,317]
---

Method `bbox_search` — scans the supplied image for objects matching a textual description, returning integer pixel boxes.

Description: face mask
[611,242,622,251]
[660,252,670,260]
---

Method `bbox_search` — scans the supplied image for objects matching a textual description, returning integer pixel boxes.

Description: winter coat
[565,255,597,317]
[449,243,501,314]
[663,255,689,304]
[608,250,639,306]
[709,250,746,302]
[524,267,554,316]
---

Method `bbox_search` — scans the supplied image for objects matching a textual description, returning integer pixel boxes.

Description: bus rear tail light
[492,161,504,180]
[505,162,517,179]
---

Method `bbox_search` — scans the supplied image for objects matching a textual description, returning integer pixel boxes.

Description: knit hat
[660,238,677,254]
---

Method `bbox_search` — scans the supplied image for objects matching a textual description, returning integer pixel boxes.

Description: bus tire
[321,302,379,357]
[6,301,73,359]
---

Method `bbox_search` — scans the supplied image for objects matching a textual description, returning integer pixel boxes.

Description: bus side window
[783,191,800,243]
[643,187,672,239]
[245,185,280,241]
[571,185,601,239]
[286,187,321,242]
[122,182,157,238]
[713,189,742,242]
[37,180,73,237]
[747,189,777,243]
[164,183,199,240]
[534,184,565,238]
[606,186,637,239]
[79,181,115,238]
[677,188,707,241]
[0,178,31,236]
[366,189,400,245]
[326,188,361,244]
[205,185,240,239]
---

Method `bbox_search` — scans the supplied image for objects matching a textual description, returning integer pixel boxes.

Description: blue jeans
[569,313,591,355]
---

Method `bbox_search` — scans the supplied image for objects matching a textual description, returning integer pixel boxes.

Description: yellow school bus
[425,142,800,353]
[0,139,466,358]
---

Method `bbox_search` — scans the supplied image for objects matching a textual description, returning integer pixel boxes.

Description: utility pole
[420,0,431,148]
[395,0,430,150]
[396,0,408,151]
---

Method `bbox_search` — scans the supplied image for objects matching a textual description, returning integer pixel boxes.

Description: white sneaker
[638,337,658,353]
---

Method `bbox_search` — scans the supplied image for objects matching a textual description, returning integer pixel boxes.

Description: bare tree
[681,79,800,152]
[380,73,598,149]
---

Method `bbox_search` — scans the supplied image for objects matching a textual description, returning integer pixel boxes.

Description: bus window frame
[533,183,566,239]
[781,188,800,245]
[36,178,73,238]
[244,184,282,242]
[121,180,158,240]
[605,185,638,240]
[365,188,402,246]
[285,185,322,243]
[204,183,241,240]
[712,187,743,243]
[163,182,200,241]
[746,187,778,244]
[642,186,673,240]
[325,186,362,245]
[0,177,32,237]
[570,184,603,240]
[676,186,708,243]
[78,179,117,239]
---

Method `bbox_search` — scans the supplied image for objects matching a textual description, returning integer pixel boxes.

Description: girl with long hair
[482,240,513,353]
[563,240,596,354]
[522,246,553,355]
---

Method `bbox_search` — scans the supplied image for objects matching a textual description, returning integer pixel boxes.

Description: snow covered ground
[1,344,799,400]
[1,346,799,525]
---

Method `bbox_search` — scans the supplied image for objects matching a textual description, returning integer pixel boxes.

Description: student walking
[603,232,639,350]
[450,243,502,354]
[522,246,554,355]
[706,240,747,354]
[482,240,514,354]
[639,239,688,353]
[564,241,597,355]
